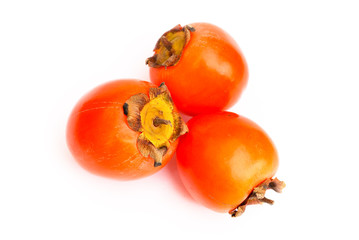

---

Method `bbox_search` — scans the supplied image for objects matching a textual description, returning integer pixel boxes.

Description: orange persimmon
[176,112,284,216]
[67,79,187,180]
[147,23,248,116]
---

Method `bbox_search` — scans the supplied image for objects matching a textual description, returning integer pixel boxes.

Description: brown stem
[153,116,172,127]
[260,197,275,205]
[229,178,285,217]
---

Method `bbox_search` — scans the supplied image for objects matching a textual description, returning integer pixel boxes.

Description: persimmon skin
[149,23,248,116]
[66,80,178,180]
[176,112,278,213]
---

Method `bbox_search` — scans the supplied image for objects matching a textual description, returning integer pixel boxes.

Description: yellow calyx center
[140,94,174,148]
[123,83,188,167]
[154,30,187,66]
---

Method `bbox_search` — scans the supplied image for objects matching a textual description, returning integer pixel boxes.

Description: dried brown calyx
[146,24,195,68]
[123,83,188,167]
[229,178,286,217]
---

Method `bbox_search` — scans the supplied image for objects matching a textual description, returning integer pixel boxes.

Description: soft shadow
[163,154,195,202]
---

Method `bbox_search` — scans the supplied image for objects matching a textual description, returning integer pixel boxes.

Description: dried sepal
[137,134,168,167]
[230,205,246,218]
[230,178,286,217]
[149,82,172,100]
[124,93,149,131]
[146,25,196,68]
[171,111,189,141]
[269,177,286,193]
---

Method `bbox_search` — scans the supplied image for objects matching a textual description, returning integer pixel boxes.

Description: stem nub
[153,116,172,127]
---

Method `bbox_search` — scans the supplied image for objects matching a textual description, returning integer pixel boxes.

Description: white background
[1,0,358,239]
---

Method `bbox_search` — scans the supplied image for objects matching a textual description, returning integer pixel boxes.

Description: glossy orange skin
[150,22,248,116]
[66,79,178,180]
[176,112,278,213]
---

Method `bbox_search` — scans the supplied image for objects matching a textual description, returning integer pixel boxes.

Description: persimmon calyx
[146,24,195,68]
[229,178,286,217]
[123,83,188,167]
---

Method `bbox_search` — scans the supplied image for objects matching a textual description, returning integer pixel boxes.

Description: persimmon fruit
[176,112,285,216]
[67,79,187,180]
[147,23,248,116]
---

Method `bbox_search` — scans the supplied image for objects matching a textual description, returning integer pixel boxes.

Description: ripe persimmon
[176,112,284,216]
[67,80,187,180]
[147,23,248,116]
